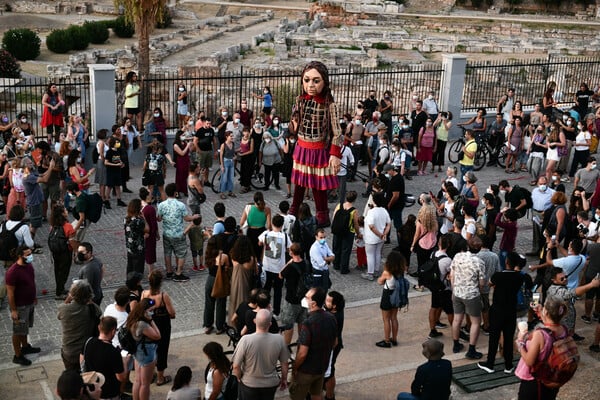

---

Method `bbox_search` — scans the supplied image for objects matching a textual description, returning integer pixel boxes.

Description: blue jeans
[220,158,234,193]
[499,249,508,270]
[397,393,419,400]
[459,164,473,190]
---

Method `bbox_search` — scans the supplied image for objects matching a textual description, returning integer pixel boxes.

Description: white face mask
[481,199,486,206]
[592,163,597,170]
[552,175,558,181]
[264,139,271,144]
[178,87,185,92]
[301,297,309,309]
[153,113,160,118]
[76,157,82,163]
[254,123,261,129]
[273,120,279,126]
[566,121,572,126]
[355,121,362,126]
[463,176,467,182]
[188,121,193,126]
[20,118,27,123]
[222,111,228,117]
[428,95,433,100]
[486,188,493,194]
[500,189,507,195]
[539,184,547,192]
[234,118,240,124]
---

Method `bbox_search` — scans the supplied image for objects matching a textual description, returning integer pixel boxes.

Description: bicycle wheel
[473,147,486,171]
[497,146,507,169]
[250,164,266,190]
[210,168,221,194]
[448,140,462,164]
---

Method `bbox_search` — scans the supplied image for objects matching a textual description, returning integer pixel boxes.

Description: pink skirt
[291,144,338,191]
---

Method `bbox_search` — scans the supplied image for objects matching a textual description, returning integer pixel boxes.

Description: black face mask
[77,252,87,262]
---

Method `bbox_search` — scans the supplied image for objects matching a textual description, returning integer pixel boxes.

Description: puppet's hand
[329,155,340,175]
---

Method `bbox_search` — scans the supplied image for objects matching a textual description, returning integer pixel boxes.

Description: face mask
[319,238,326,245]
[412,95,418,100]
[339,119,345,124]
[222,111,228,117]
[384,173,391,179]
[20,118,27,123]
[385,96,390,100]
[76,157,82,163]
[273,120,279,126]
[289,139,296,143]
[460,209,465,216]
[428,95,433,100]
[426,122,432,126]
[551,175,558,181]
[77,252,87,262]
[179,87,185,92]
[481,199,486,206]
[392,146,398,152]
[115,142,121,149]
[566,121,572,126]
[254,123,261,129]
[563,115,568,121]
[355,121,362,126]
[463,176,467,182]
[153,113,160,118]
[595,214,600,221]
[500,189,507,195]
[592,163,597,170]
[264,139,271,144]
[1,117,7,123]
[539,184,547,192]
[147,310,154,317]
[25,254,33,264]
[68,193,76,201]
[301,297,309,309]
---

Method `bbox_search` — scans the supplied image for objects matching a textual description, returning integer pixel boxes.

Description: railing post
[440,54,467,141]
[88,64,116,136]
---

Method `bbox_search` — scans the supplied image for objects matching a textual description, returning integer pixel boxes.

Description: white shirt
[440,201,455,234]
[574,130,591,151]
[461,217,477,239]
[103,303,128,351]
[310,240,334,271]
[422,97,439,115]
[281,213,296,237]
[445,176,458,189]
[0,220,34,248]
[258,230,290,274]
[364,207,391,245]
[338,145,354,177]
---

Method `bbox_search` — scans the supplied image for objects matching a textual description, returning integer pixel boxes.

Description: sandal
[156,375,171,386]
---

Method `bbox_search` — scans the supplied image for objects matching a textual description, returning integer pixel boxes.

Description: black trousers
[486,309,516,370]
[52,250,72,296]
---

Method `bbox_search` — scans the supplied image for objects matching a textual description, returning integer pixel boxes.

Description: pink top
[514,329,554,381]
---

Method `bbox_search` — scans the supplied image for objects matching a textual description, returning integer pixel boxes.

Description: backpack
[418,254,448,292]
[516,272,533,312]
[375,145,389,165]
[86,193,104,223]
[389,276,410,309]
[468,220,487,239]
[0,221,26,262]
[293,261,314,302]
[514,185,533,217]
[331,206,355,235]
[48,225,69,254]
[532,327,580,389]
[291,218,315,253]
[91,146,99,164]
[204,364,238,400]
[117,324,139,355]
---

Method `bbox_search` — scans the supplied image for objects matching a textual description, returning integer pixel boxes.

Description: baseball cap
[383,164,395,172]
[377,123,387,131]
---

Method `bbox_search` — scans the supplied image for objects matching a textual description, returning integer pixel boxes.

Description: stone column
[88,64,116,136]
[440,54,467,141]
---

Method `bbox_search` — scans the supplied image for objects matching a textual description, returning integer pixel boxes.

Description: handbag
[211,252,231,298]
[418,230,437,250]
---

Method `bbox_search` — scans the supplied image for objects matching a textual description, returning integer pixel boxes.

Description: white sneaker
[504,367,514,374]
[477,362,494,374]
[361,273,374,281]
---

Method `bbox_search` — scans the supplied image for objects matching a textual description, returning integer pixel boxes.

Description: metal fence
[0,76,91,141]
[463,55,600,112]
[116,63,445,129]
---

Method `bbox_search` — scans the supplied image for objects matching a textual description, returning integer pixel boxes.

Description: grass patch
[260,47,275,56]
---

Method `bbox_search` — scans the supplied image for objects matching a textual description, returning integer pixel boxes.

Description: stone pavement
[0,145,599,399]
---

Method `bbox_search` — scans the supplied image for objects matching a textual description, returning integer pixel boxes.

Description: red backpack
[531,327,580,389]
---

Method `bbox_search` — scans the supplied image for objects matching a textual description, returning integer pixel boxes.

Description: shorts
[289,371,324,400]
[75,222,89,242]
[28,203,43,228]
[481,293,490,313]
[584,276,599,300]
[452,295,482,317]
[198,150,213,169]
[145,172,164,187]
[163,235,188,259]
[13,304,34,335]
[280,301,307,330]
[431,289,454,315]
[41,182,61,202]
[126,107,140,116]
[134,342,157,367]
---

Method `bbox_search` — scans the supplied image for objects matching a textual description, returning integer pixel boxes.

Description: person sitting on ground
[396,339,452,400]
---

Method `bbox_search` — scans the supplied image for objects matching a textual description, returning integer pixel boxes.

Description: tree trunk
[137,17,151,114]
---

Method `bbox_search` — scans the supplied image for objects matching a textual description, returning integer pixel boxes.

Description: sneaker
[104,200,112,210]
[572,333,585,342]
[117,199,127,207]
[581,315,592,324]
[465,350,483,360]
[435,321,448,329]
[165,272,174,280]
[481,326,490,336]
[375,340,392,348]
[13,355,31,366]
[192,266,200,271]
[560,177,570,182]
[198,265,206,271]
[123,188,133,193]
[477,362,494,374]
[593,312,600,321]
[504,367,515,374]
[428,330,443,339]
[453,343,465,354]
[589,344,600,352]
[361,273,374,281]
[390,340,398,346]
[173,273,190,282]
[21,345,41,355]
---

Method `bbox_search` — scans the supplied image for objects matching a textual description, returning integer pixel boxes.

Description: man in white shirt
[309,228,335,290]
[258,215,291,316]
[422,90,439,122]
[527,176,555,256]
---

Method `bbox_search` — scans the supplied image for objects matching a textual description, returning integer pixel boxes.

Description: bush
[2,28,41,61]
[113,16,135,38]
[83,21,109,44]
[0,50,21,78]
[67,25,90,51]
[156,6,173,29]
[46,29,72,54]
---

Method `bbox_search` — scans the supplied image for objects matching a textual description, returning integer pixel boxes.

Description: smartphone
[532,293,541,307]
[595,272,600,280]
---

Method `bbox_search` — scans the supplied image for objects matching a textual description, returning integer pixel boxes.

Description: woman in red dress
[41,83,65,144]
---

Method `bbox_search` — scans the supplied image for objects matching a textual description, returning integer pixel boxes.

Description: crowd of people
[3,65,600,400]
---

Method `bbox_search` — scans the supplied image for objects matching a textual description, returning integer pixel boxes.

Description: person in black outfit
[574,82,594,119]
[280,243,308,344]
[363,90,379,121]
[241,289,279,335]
[396,339,452,400]
[477,252,527,374]
[383,164,405,246]
[324,291,345,400]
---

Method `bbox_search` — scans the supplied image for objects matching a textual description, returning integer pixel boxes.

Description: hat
[377,123,387,131]
[81,371,105,390]
[383,164,395,172]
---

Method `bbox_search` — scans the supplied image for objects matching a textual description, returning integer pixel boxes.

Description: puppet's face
[303,68,325,96]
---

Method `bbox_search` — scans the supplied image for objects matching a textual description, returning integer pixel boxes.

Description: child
[278,200,296,237]
[185,216,208,271]
[355,215,367,270]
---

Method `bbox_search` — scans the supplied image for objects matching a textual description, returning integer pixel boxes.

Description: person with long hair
[152,107,168,145]
[252,86,273,115]
[67,149,94,192]
[375,250,406,348]
[167,366,200,400]
[121,116,141,168]
[41,82,64,144]
[229,235,257,325]
[432,111,452,173]
[240,191,272,261]
[545,123,566,181]
[127,298,161,400]
[94,129,110,208]
[173,130,193,197]
[48,204,76,300]
[258,131,282,191]
[139,187,159,272]
[5,157,26,217]
[219,131,236,199]
[239,127,255,194]
[411,194,439,291]
[203,342,231,400]
[289,61,343,228]
[141,270,176,387]
[125,198,148,276]
[104,136,126,207]
[142,141,167,202]
[204,236,229,335]
[67,114,88,160]
[124,71,142,129]
[416,117,437,176]
[176,82,188,127]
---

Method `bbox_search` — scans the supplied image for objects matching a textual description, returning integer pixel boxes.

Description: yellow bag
[590,135,598,154]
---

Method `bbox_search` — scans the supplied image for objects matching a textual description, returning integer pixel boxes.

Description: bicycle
[448,127,506,171]
[210,163,266,194]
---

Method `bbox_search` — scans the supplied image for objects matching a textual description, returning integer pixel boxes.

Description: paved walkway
[0,145,599,399]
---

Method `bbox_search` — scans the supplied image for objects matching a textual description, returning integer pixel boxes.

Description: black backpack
[204,363,238,400]
[331,206,355,235]
[48,225,69,254]
[0,221,26,262]
[91,146,99,164]
[514,185,533,218]
[291,218,315,253]
[117,324,139,355]
[86,193,104,223]
[293,261,314,302]
[418,253,448,292]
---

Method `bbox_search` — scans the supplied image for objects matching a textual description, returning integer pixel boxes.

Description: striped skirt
[291,143,338,191]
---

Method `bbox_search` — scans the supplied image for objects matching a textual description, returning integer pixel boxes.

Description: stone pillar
[88,64,116,136]
[440,54,467,141]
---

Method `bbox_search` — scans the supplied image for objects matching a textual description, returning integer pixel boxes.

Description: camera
[144,299,155,309]
[577,223,589,235]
